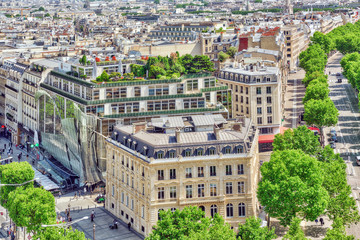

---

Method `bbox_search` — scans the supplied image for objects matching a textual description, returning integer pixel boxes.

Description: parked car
[356,156,360,166]
[337,78,342,83]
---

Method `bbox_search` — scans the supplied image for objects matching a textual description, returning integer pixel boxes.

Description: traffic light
[35,143,39,147]
[30,144,34,148]
[1,125,4,128]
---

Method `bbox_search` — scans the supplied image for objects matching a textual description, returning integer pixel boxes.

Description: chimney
[175,128,181,143]
[214,125,220,140]
[240,116,246,127]
[132,122,147,134]
[232,123,242,132]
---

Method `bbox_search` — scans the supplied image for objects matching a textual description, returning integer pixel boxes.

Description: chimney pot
[214,125,220,140]
[175,128,181,143]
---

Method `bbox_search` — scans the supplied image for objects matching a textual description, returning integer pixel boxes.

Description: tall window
[226,182,233,194]
[266,86,271,94]
[209,148,215,155]
[267,96,272,104]
[185,168,192,178]
[112,185,114,196]
[210,205,218,217]
[170,169,176,179]
[198,184,205,197]
[256,87,261,94]
[268,116,273,124]
[257,117,262,124]
[238,182,245,193]
[198,167,204,177]
[170,186,177,199]
[210,166,216,176]
[239,203,246,217]
[257,97,261,104]
[226,165,232,175]
[121,192,124,203]
[226,203,233,217]
[186,185,193,198]
[257,107,262,114]
[158,170,164,180]
[210,183,217,196]
[141,205,145,218]
[158,187,165,199]
[238,164,244,175]
[267,106,272,114]
[187,80,198,91]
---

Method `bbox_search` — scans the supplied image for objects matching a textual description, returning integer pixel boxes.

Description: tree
[237,216,277,240]
[283,217,308,240]
[33,226,87,240]
[257,150,329,226]
[218,51,229,62]
[0,162,34,208]
[335,34,360,55]
[226,46,237,58]
[302,71,328,87]
[96,70,109,82]
[149,65,166,78]
[304,98,339,144]
[38,7,45,11]
[146,206,236,240]
[272,126,321,156]
[303,81,329,103]
[311,31,333,54]
[8,187,56,233]
[323,218,355,240]
[191,55,215,73]
[154,0,160,4]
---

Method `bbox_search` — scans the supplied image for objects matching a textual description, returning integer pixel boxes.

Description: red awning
[258,127,288,144]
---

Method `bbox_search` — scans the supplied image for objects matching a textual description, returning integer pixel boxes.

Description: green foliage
[302,71,328,87]
[340,52,360,90]
[299,44,327,74]
[272,126,321,155]
[149,65,166,78]
[323,218,355,240]
[131,64,146,77]
[180,54,215,73]
[237,216,277,240]
[146,206,236,240]
[154,0,160,3]
[39,7,45,11]
[226,46,237,58]
[79,55,87,66]
[335,34,360,55]
[34,226,87,240]
[218,51,229,62]
[257,150,329,226]
[255,0,262,2]
[8,187,56,232]
[283,217,308,240]
[302,81,329,103]
[0,162,34,208]
[96,70,110,82]
[311,32,333,54]
[303,98,339,129]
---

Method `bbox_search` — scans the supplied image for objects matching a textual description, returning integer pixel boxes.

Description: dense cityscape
[0,0,359,239]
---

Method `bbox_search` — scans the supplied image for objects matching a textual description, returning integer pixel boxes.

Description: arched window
[226,203,233,217]
[158,209,164,221]
[199,206,205,212]
[239,203,246,217]
[210,205,217,217]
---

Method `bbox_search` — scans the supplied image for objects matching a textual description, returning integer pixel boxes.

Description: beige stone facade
[105,115,259,237]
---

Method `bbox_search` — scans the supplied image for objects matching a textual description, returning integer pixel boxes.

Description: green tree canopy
[272,126,320,155]
[283,217,308,240]
[34,226,87,240]
[302,71,328,87]
[323,218,355,240]
[335,34,360,55]
[237,216,277,240]
[8,187,56,233]
[226,46,237,58]
[303,81,329,103]
[0,162,34,208]
[257,150,329,226]
[146,206,236,240]
[218,51,229,62]
[311,31,333,53]
[304,98,339,129]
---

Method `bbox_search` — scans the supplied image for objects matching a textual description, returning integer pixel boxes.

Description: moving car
[336,73,341,76]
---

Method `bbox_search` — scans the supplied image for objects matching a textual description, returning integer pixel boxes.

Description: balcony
[158,176,164,180]
[170,175,176,180]
[186,173,192,178]
[201,85,228,92]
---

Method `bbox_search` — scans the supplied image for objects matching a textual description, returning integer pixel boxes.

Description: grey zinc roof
[151,116,185,128]
[191,114,226,126]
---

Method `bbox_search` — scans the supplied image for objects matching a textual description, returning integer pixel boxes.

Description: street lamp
[41,216,89,236]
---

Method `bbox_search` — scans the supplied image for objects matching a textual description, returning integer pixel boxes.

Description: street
[326,52,360,238]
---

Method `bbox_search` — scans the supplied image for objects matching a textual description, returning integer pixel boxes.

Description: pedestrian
[84,186,87,195]
[6,226,9,237]
[315,219,319,225]
[4,143,6,149]
[58,191,61,199]
[91,213,94,222]
[74,192,77,200]
[128,222,131,231]
[32,159,35,165]
[26,154,28,162]
[92,210,95,218]
[78,190,81,197]
[320,217,324,226]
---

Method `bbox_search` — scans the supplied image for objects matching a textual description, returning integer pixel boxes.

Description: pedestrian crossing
[333,148,360,155]
[328,79,348,83]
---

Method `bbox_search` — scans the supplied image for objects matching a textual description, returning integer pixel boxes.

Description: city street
[326,52,360,238]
